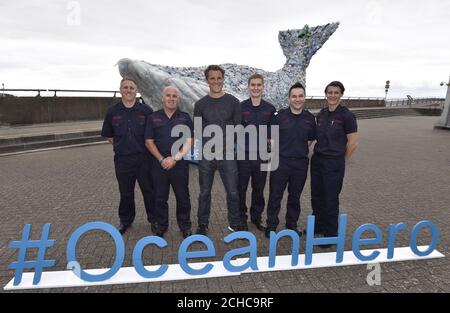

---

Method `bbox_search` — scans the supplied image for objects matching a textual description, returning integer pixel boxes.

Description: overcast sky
[1,0,449,98]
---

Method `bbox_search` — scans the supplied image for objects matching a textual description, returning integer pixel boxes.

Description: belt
[280,156,308,161]
[315,153,344,159]
[115,152,144,157]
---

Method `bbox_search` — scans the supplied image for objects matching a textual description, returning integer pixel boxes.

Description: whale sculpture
[118,22,339,114]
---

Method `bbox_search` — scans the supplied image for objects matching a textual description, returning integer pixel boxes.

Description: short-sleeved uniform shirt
[101,101,153,155]
[240,98,276,154]
[145,109,194,158]
[270,108,317,159]
[314,105,358,158]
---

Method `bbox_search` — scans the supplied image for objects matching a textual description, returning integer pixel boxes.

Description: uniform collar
[158,108,179,119]
[288,107,305,117]
[119,100,139,110]
[244,98,268,108]
[327,104,342,114]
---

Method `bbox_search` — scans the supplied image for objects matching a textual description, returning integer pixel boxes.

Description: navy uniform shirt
[101,101,153,155]
[314,105,358,158]
[271,108,317,159]
[145,109,194,158]
[240,98,276,153]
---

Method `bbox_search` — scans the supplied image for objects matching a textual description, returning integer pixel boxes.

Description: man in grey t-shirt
[194,65,243,235]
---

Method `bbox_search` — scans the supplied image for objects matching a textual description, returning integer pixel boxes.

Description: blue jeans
[197,159,240,226]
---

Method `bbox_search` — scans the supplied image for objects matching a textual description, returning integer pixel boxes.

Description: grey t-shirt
[194,93,241,156]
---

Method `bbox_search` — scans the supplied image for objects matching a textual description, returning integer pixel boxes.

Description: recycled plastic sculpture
[118,22,339,113]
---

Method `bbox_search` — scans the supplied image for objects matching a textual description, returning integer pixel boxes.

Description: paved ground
[0,116,449,293]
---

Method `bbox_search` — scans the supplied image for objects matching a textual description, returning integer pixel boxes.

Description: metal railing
[410,97,445,108]
[48,89,120,97]
[385,98,411,107]
[305,96,386,110]
[1,88,120,97]
[1,89,386,100]
[386,97,445,108]
[1,89,444,109]
[1,88,48,97]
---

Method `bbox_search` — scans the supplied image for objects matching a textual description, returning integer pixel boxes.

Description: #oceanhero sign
[4,214,444,290]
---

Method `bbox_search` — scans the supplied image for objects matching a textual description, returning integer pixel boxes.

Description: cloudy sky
[1,0,449,98]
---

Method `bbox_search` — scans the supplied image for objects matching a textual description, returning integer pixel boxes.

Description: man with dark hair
[194,65,242,235]
[101,78,156,235]
[265,82,316,238]
[204,65,225,80]
[238,73,275,231]
[310,81,358,247]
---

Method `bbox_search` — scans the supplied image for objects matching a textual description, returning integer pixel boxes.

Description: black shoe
[251,219,265,231]
[265,228,275,238]
[318,244,336,249]
[286,226,302,237]
[196,224,208,235]
[118,223,130,235]
[150,222,158,234]
[155,228,166,238]
[228,224,247,232]
[303,229,323,236]
[182,229,192,239]
[240,221,249,231]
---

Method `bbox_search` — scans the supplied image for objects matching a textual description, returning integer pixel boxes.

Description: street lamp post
[435,76,450,130]
[385,80,390,106]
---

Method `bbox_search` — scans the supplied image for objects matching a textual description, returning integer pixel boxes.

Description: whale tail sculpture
[278,23,339,71]
[118,22,340,113]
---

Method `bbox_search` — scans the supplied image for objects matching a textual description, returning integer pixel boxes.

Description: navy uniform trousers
[114,153,155,226]
[152,160,192,232]
[266,157,308,230]
[310,154,345,237]
[238,159,267,223]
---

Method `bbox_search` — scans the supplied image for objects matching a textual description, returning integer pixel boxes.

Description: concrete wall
[0,97,119,125]
[413,108,442,116]
[0,96,385,125]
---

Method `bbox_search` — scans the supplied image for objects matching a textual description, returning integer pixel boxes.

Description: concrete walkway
[0,120,102,139]
[0,116,449,293]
